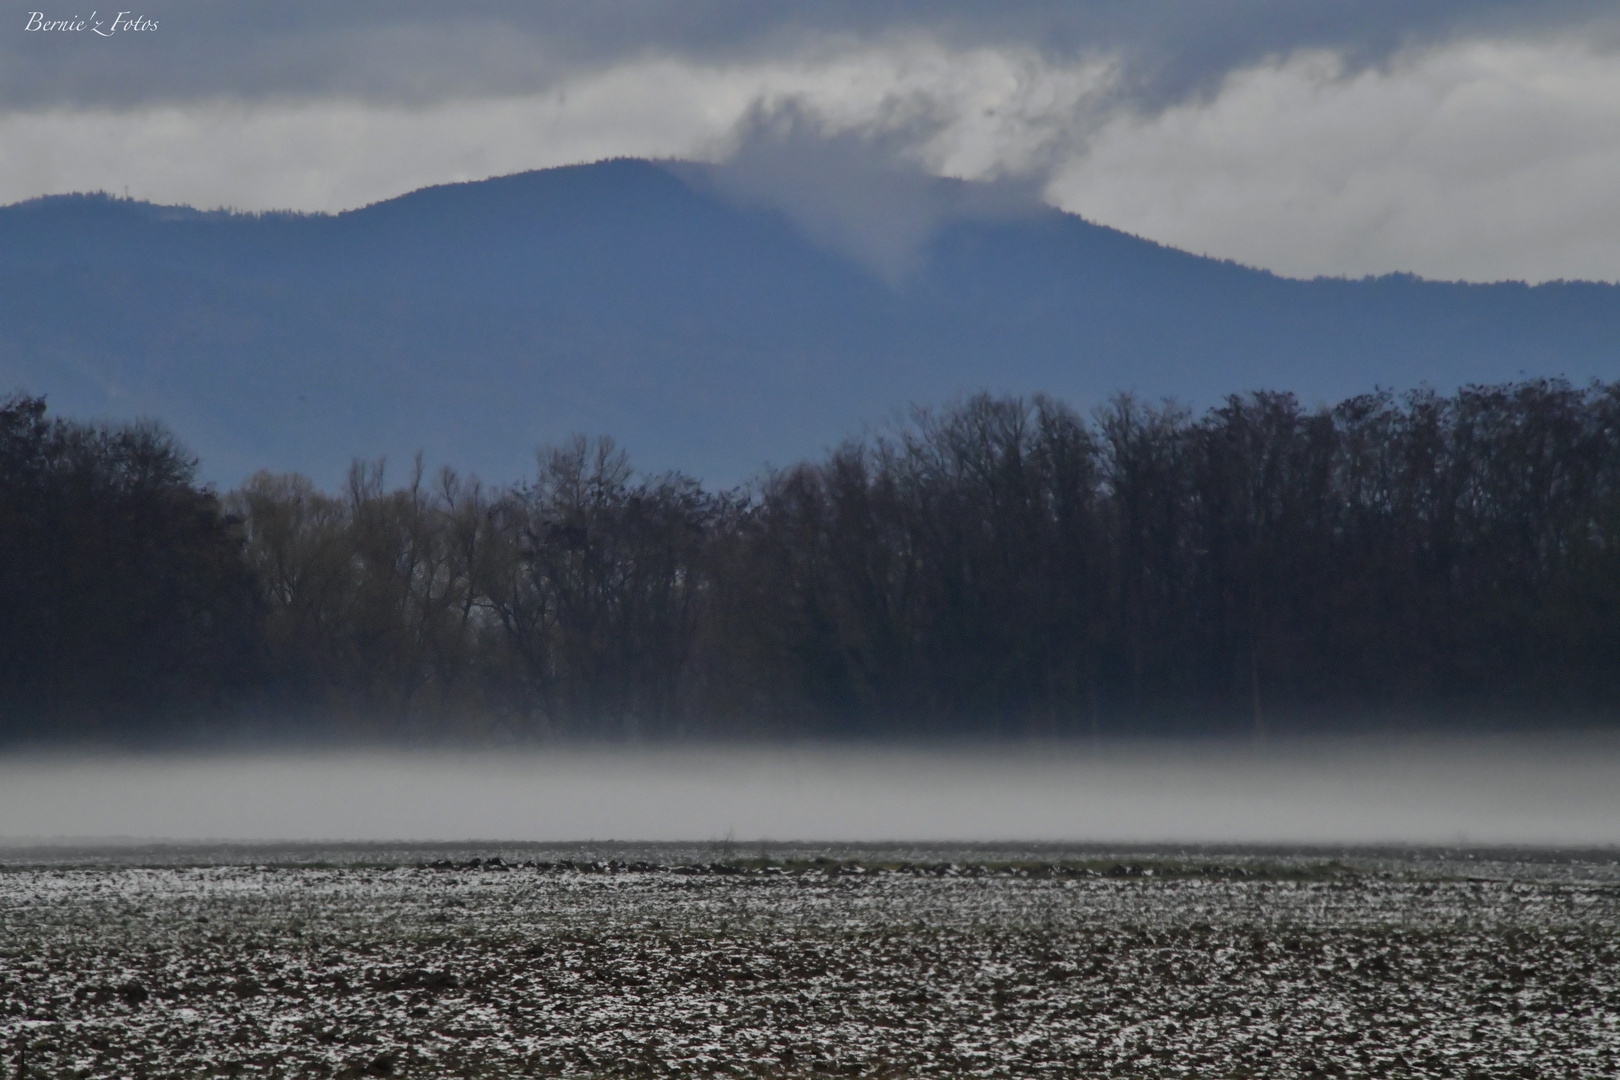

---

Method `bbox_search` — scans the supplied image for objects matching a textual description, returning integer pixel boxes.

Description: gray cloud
[4,1,1617,112]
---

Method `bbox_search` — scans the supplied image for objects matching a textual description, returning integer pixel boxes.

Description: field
[2,844,1618,1078]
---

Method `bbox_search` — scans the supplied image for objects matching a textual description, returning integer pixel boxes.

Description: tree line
[3,379,1619,743]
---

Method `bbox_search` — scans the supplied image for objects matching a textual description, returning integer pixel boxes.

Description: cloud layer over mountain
[6,2,1620,281]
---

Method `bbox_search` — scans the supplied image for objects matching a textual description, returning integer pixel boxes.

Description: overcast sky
[5,1,1620,282]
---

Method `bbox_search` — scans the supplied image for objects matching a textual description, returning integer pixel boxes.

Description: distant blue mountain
[2,158,1617,487]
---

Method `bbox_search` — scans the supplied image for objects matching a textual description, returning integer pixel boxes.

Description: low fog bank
[2,737,1619,848]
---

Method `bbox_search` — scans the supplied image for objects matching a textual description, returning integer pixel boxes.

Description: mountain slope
[2,158,1616,486]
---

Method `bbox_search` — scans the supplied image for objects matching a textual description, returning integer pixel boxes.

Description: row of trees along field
[3,379,1619,743]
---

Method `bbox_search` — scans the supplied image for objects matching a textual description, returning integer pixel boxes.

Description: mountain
[2,158,1617,487]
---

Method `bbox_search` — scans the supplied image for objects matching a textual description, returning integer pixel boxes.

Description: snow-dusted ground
[2,847,1618,1077]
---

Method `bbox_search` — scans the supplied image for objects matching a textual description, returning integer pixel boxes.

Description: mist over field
[4,736,1620,847]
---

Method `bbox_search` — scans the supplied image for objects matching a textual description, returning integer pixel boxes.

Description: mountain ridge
[3,158,1617,487]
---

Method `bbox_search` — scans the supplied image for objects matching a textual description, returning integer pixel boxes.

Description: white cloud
[0,64,741,213]
[1049,40,1620,282]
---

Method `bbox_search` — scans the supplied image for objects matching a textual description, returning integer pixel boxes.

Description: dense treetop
[2,379,1617,743]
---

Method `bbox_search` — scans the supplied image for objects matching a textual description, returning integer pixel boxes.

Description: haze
[3,738,1619,847]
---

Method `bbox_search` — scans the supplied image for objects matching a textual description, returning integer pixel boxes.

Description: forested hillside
[4,160,1619,487]
[4,380,1618,743]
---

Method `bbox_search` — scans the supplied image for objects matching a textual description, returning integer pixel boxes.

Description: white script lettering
[25,11,90,31]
